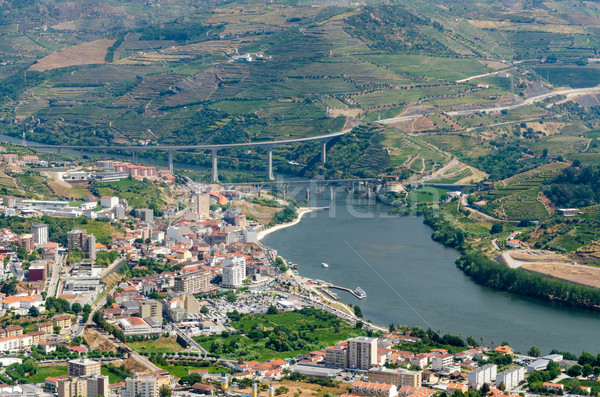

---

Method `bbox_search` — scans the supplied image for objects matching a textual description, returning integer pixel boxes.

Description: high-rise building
[31,223,48,245]
[468,364,497,387]
[136,209,154,223]
[348,337,378,370]
[140,300,162,322]
[221,256,246,288]
[58,375,109,397]
[68,358,101,377]
[67,230,87,251]
[368,368,422,388]
[174,270,211,294]
[193,193,210,218]
[123,375,160,397]
[325,343,348,368]
[17,234,35,253]
[87,233,96,260]
[67,230,96,259]
[496,366,524,390]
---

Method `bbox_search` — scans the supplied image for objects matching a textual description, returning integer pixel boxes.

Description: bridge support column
[306,187,310,201]
[132,151,136,164]
[366,183,371,199]
[267,146,274,180]
[80,149,83,157]
[321,141,327,163]
[211,149,218,183]
[57,148,61,154]
[168,150,174,175]
[330,187,334,201]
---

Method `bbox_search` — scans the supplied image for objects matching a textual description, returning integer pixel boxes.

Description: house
[506,240,521,249]
[352,381,398,397]
[493,345,513,355]
[191,383,215,394]
[45,375,69,389]
[543,382,564,391]
[446,383,468,394]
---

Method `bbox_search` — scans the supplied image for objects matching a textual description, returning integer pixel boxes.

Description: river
[262,194,600,355]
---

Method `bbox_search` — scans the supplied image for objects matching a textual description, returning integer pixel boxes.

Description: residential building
[5,325,23,337]
[54,315,72,329]
[100,196,119,209]
[368,368,422,388]
[123,374,160,397]
[446,384,468,394]
[468,364,497,387]
[140,300,162,322]
[221,256,246,288]
[67,230,96,259]
[136,209,154,223]
[325,343,348,368]
[58,375,109,397]
[68,358,101,377]
[31,223,49,246]
[193,193,210,218]
[543,383,564,392]
[17,234,34,253]
[431,354,453,371]
[352,381,398,397]
[348,337,378,370]
[117,317,162,336]
[28,265,46,282]
[36,322,53,334]
[496,366,525,390]
[174,270,211,294]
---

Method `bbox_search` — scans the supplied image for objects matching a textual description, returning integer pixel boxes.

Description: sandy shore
[257,207,327,241]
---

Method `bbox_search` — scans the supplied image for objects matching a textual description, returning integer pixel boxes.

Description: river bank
[257,206,328,241]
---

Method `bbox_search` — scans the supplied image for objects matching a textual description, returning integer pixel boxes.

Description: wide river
[262,194,600,355]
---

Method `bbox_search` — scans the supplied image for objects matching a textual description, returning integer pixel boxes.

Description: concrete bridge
[26,129,350,182]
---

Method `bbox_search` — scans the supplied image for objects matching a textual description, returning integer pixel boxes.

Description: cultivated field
[29,39,115,71]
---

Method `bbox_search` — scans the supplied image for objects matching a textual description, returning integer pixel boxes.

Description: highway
[376,85,600,124]
[25,129,349,151]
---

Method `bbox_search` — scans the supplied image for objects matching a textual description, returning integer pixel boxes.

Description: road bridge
[26,130,350,182]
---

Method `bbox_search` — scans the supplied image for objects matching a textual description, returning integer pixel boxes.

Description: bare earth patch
[521,262,600,289]
[412,116,436,132]
[29,39,115,72]
[232,200,280,224]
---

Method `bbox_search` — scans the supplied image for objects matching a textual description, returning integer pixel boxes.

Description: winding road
[377,85,600,124]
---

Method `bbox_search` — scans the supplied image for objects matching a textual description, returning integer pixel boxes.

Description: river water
[262,194,600,355]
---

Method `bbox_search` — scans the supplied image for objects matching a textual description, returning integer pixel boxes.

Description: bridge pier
[80,149,83,157]
[132,151,137,164]
[306,187,310,201]
[267,146,274,180]
[321,141,327,163]
[168,150,174,175]
[330,187,334,201]
[211,149,218,183]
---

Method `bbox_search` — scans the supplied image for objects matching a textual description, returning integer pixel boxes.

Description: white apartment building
[468,364,497,387]
[123,375,159,397]
[496,366,525,390]
[30,223,48,246]
[100,196,119,209]
[221,256,246,288]
[431,354,454,371]
[348,337,378,370]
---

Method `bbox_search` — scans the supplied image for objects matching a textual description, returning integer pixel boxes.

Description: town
[0,147,594,397]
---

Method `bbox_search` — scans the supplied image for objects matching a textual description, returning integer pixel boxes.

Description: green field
[359,54,491,81]
[128,337,184,354]
[194,308,364,362]
[22,365,67,384]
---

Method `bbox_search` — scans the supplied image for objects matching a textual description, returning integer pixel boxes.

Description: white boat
[321,262,329,268]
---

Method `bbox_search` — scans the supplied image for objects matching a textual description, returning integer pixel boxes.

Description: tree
[28,306,39,317]
[200,306,209,314]
[267,305,278,315]
[0,280,17,295]
[528,347,541,357]
[72,303,82,315]
[593,366,600,377]
[353,305,363,318]
[480,383,490,394]
[579,352,595,366]
[582,364,593,377]
[355,321,364,329]
[53,326,61,335]
[491,223,503,234]
[226,292,237,303]
[159,385,172,397]
[568,364,582,377]
[467,336,479,347]
[276,387,289,395]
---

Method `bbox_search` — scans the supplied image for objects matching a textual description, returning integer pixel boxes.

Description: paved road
[26,130,350,151]
[376,85,600,124]
[46,253,65,298]
[172,325,208,354]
